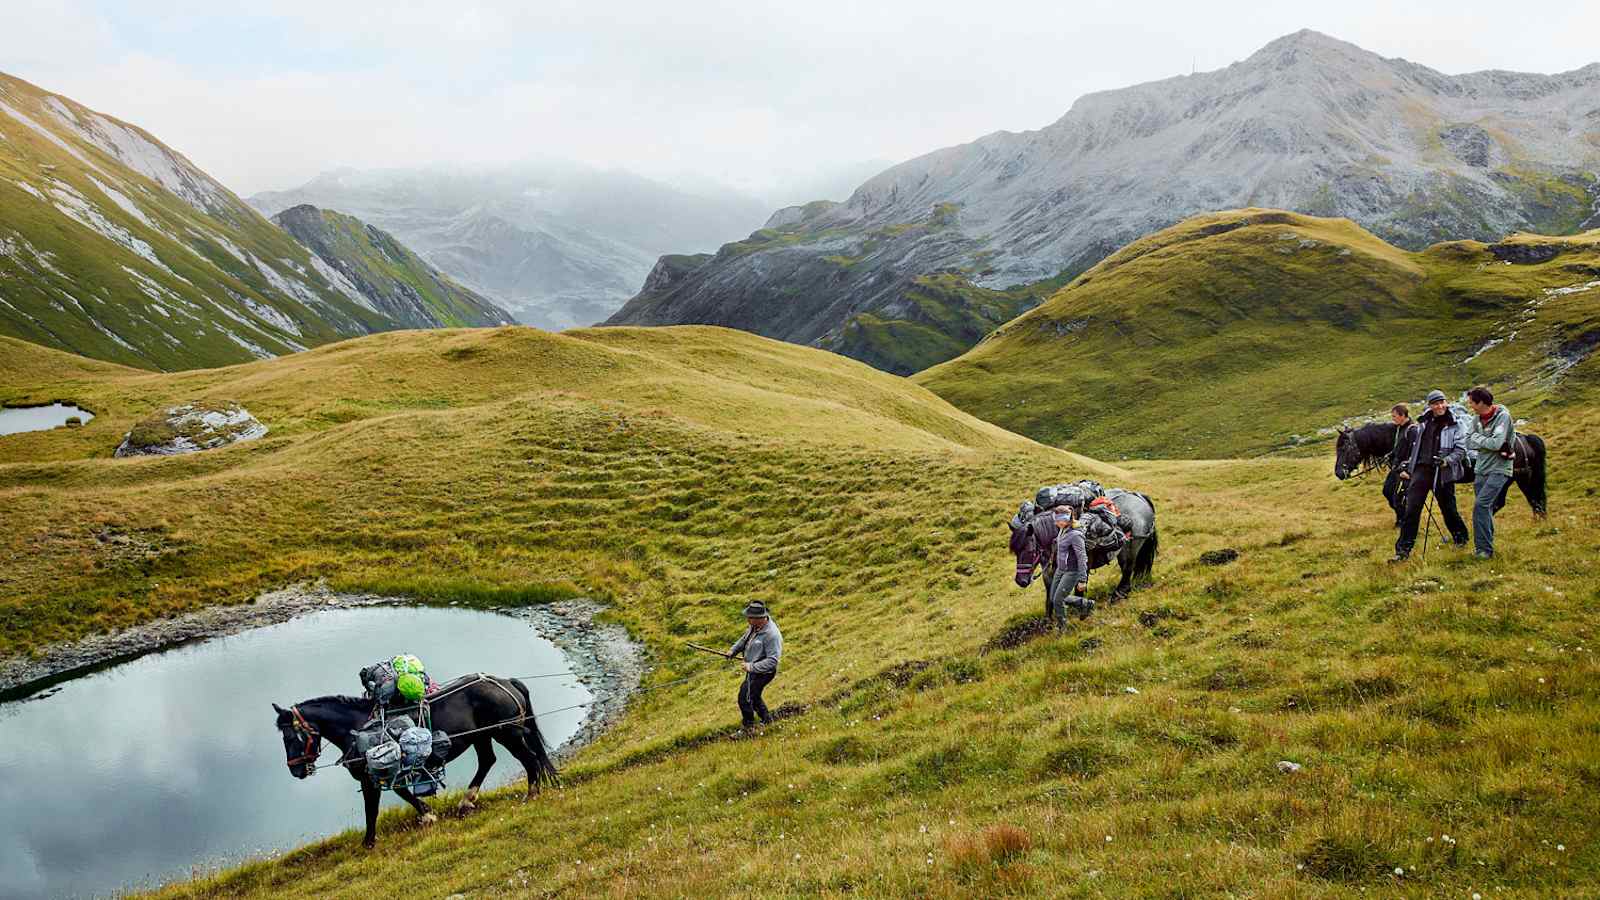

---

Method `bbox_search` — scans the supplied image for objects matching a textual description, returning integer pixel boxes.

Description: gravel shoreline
[0,584,647,762]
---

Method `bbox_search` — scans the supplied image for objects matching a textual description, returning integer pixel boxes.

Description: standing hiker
[1392,390,1470,562]
[1463,385,1515,559]
[729,601,782,729]
[1383,403,1420,527]
[1048,505,1091,628]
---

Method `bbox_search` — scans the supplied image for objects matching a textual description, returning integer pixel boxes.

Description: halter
[284,705,323,774]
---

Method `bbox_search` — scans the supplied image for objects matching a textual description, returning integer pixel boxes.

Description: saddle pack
[353,654,451,795]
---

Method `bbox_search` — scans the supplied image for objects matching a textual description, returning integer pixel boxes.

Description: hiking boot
[1473,550,1493,560]
[1069,597,1095,620]
[1387,553,1410,564]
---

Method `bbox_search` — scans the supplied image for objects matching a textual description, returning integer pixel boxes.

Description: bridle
[284,705,323,774]
[1336,431,1384,481]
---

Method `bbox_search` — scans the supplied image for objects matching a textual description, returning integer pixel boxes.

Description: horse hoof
[419,813,438,827]
[363,840,376,850]
[458,800,476,813]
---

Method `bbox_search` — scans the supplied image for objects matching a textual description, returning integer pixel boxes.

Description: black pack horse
[274,673,558,848]
[1334,422,1548,521]
[1008,488,1159,611]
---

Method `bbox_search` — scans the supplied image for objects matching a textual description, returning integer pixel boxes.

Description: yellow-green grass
[917,209,1600,458]
[2,325,1597,896]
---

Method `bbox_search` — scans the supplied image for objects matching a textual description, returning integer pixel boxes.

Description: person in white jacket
[729,601,782,729]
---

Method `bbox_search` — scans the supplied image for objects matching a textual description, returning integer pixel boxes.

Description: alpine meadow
[3,11,1600,900]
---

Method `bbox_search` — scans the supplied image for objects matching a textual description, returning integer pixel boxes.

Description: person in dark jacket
[1392,390,1470,561]
[1048,505,1092,629]
[1382,404,1418,527]
[728,601,782,729]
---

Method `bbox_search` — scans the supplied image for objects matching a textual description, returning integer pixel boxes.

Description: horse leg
[395,786,436,826]
[1111,547,1133,602]
[460,738,497,812]
[362,780,380,849]
[494,728,550,801]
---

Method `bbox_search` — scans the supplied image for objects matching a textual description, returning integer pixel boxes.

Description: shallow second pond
[0,402,95,436]
[0,606,593,899]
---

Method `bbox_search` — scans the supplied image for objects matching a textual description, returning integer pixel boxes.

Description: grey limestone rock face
[114,402,268,457]
[609,30,1600,372]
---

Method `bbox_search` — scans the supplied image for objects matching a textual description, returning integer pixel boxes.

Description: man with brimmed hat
[729,600,783,729]
[1392,389,1470,561]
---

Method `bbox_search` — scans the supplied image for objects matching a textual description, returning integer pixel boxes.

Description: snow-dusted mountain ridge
[606,30,1600,374]
[250,165,769,330]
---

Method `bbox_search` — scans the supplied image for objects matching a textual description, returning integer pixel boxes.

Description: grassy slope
[0,72,391,370]
[2,326,1597,897]
[917,210,1600,458]
[275,206,512,328]
[823,272,1070,377]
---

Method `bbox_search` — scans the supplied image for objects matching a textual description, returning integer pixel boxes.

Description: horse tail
[1133,494,1158,582]
[510,678,560,786]
[1525,434,1548,516]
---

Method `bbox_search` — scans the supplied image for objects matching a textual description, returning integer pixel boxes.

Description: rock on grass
[114,402,267,457]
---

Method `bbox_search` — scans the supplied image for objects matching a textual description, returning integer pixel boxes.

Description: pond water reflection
[0,402,95,436]
[0,606,591,899]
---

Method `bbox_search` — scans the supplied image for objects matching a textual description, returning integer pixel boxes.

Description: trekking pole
[686,642,736,660]
[1420,465,1440,562]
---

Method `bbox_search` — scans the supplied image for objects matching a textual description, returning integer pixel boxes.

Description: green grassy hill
[917,210,1600,458]
[2,325,1596,896]
[270,205,514,329]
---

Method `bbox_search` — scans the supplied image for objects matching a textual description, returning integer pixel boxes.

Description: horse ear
[272,702,285,715]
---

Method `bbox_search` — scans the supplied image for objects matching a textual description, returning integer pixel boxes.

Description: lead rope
[309,671,714,773]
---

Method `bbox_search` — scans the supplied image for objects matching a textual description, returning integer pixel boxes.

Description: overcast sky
[5,1,1598,202]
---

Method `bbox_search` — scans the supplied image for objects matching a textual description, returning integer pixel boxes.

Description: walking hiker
[729,601,782,729]
[1048,505,1091,628]
[1464,385,1515,559]
[1392,390,1470,562]
[1383,403,1420,527]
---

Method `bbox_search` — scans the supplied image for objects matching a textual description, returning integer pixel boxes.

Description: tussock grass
[2,325,1596,897]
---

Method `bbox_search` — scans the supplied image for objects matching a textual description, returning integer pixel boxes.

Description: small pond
[0,606,593,899]
[0,402,95,436]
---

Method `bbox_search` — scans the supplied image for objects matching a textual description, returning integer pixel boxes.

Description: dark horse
[1008,488,1159,612]
[1334,421,1548,523]
[274,673,558,847]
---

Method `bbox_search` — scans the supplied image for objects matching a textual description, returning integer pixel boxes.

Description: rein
[285,705,322,774]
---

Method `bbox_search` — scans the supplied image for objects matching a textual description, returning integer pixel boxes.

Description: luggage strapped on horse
[354,654,452,796]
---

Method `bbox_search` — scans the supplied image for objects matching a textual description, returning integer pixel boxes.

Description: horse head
[1009,502,1051,587]
[1333,426,1360,480]
[273,702,322,779]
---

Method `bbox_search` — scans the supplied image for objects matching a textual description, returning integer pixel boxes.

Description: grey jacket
[1404,405,1469,484]
[1464,405,1514,478]
[1053,527,1088,590]
[730,619,782,675]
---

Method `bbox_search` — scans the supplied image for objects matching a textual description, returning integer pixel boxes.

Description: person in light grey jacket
[729,601,782,728]
[1464,385,1515,559]
[1048,504,1092,629]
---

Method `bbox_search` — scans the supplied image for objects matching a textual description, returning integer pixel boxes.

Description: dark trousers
[1395,466,1468,556]
[738,671,775,726]
[1382,469,1406,526]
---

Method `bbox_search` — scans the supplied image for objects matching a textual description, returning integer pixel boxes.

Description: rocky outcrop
[114,402,267,457]
[610,30,1600,373]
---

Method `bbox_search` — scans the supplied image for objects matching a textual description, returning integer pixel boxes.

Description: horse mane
[299,694,373,711]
